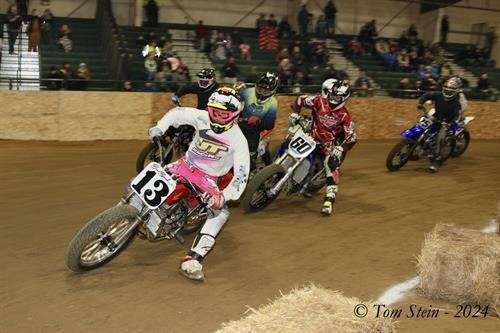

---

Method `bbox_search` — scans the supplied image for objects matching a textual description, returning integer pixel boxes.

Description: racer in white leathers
[148,87,250,280]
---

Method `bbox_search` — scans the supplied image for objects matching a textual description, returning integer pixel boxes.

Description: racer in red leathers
[290,78,357,216]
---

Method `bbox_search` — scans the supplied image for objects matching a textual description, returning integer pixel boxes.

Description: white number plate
[418,116,433,129]
[288,129,316,158]
[130,162,177,210]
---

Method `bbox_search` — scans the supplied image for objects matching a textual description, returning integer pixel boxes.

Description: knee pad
[200,205,229,237]
[189,233,216,260]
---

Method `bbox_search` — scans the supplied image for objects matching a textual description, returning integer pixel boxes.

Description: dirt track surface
[1,140,499,333]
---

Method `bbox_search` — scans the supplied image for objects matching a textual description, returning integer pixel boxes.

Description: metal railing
[1,76,498,101]
[95,0,130,90]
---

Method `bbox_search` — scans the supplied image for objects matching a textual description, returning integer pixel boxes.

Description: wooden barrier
[0,91,498,141]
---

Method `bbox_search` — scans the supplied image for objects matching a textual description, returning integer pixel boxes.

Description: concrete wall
[1,92,498,141]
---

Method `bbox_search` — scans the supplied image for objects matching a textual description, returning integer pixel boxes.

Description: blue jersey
[239,87,278,124]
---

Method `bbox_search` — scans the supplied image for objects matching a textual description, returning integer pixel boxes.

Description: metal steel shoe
[321,198,335,216]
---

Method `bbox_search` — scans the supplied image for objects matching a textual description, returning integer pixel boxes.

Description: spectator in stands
[143,80,155,92]
[420,72,438,91]
[195,20,208,50]
[144,53,158,80]
[324,0,337,35]
[297,5,312,37]
[399,77,417,98]
[122,81,133,92]
[292,71,307,92]
[60,62,76,90]
[231,29,243,46]
[256,13,267,35]
[315,15,328,37]
[246,66,259,83]
[294,58,311,82]
[214,32,227,61]
[398,31,410,51]
[313,42,328,67]
[290,46,304,66]
[144,0,159,27]
[268,14,278,29]
[26,9,41,52]
[145,31,157,44]
[397,49,411,72]
[440,15,449,46]
[162,41,177,57]
[275,48,290,64]
[155,63,172,92]
[277,58,293,86]
[239,41,251,60]
[57,24,73,52]
[408,24,418,38]
[74,63,91,91]
[415,65,425,80]
[323,65,348,81]
[476,73,491,98]
[6,4,22,54]
[458,72,469,90]
[358,20,377,55]
[45,66,62,90]
[383,46,398,72]
[221,56,239,84]
[170,66,189,92]
[41,8,54,44]
[354,71,373,97]
[348,37,363,60]
[278,16,292,39]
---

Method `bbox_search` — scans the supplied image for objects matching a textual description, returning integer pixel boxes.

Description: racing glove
[171,95,181,106]
[200,192,225,210]
[329,145,344,163]
[247,116,261,126]
[289,112,300,125]
[148,127,164,142]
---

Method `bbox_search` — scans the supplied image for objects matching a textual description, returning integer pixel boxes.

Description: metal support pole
[377,1,413,36]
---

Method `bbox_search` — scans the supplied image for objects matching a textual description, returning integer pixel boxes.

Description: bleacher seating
[39,17,111,90]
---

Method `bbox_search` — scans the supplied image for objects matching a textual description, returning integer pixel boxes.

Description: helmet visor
[442,86,457,98]
[198,78,214,88]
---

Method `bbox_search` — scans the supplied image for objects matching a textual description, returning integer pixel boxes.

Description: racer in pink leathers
[291,78,357,216]
[148,87,250,280]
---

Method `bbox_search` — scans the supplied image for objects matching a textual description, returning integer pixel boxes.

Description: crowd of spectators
[44,62,91,90]
[135,30,190,92]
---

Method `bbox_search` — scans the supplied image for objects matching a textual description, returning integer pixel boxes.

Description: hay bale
[416,224,500,315]
[215,285,395,333]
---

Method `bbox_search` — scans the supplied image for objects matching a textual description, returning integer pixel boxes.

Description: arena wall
[0,91,498,141]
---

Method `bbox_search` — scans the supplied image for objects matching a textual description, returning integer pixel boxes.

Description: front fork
[269,153,305,196]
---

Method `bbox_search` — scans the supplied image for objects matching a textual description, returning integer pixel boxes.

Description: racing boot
[428,157,442,173]
[321,185,338,216]
[179,255,204,281]
[179,233,215,281]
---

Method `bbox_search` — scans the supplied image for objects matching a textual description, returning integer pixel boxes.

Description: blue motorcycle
[386,110,474,171]
[241,116,326,213]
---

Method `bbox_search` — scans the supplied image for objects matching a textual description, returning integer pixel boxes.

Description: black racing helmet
[197,68,216,89]
[255,72,279,104]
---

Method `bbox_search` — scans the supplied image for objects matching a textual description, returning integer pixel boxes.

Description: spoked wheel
[451,129,470,157]
[136,142,173,173]
[386,138,417,171]
[241,164,286,213]
[66,205,139,272]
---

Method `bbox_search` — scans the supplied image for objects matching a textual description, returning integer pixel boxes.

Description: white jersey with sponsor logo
[154,107,250,201]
